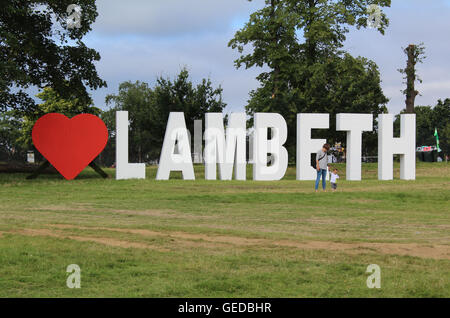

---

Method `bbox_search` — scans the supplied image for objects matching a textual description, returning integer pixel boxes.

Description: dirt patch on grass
[47,224,450,260]
[30,204,93,212]
[349,199,382,204]
[271,240,450,260]
[110,209,216,220]
[111,209,175,216]
[304,217,361,225]
[9,228,168,251]
[28,205,215,221]
[50,224,263,246]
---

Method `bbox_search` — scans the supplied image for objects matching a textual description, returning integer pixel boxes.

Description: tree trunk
[270,0,280,99]
[305,0,317,65]
[405,44,418,114]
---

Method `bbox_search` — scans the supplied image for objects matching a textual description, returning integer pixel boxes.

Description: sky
[81,0,450,114]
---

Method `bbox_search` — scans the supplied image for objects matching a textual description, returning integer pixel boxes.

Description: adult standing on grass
[315,144,330,192]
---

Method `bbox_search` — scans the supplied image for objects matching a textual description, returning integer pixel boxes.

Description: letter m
[204,113,246,180]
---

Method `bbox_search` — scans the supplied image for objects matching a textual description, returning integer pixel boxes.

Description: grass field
[0,162,449,297]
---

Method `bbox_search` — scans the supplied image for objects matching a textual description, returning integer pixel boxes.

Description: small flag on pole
[434,128,441,152]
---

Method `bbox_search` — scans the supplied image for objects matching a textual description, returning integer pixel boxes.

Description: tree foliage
[103,69,226,163]
[229,0,391,156]
[0,0,106,113]
[395,98,450,155]
[0,110,24,161]
[18,87,100,148]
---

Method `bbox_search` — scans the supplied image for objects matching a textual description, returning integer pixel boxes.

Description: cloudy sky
[83,0,450,114]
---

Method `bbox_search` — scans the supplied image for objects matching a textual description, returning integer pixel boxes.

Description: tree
[0,0,106,113]
[104,69,226,163]
[0,111,24,162]
[18,87,100,148]
[104,81,154,163]
[395,98,450,155]
[413,106,435,146]
[394,105,434,147]
[229,0,390,156]
[398,44,426,113]
[432,98,450,155]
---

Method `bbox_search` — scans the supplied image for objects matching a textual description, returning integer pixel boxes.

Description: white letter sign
[378,114,416,180]
[296,114,329,181]
[336,114,373,180]
[156,112,195,180]
[116,111,146,180]
[253,113,288,181]
[204,113,247,180]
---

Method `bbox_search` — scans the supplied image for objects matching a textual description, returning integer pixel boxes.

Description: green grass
[0,162,449,297]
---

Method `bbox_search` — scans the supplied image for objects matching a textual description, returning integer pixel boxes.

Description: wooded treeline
[1,0,449,166]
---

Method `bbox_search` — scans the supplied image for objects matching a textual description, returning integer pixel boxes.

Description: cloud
[84,0,450,115]
[85,30,263,111]
[86,0,265,112]
[93,0,262,36]
[344,0,450,113]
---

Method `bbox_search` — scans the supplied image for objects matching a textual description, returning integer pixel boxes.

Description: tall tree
[105,81,154,163]
[398,44,426,113]
[104,69,226,163]
[18,87,101,148]
[229,0,390,155]
[0,111,24,161]
[229,0,390,99]
[395,98,450,155]
[0,0,106,113]
[432,98,450,155]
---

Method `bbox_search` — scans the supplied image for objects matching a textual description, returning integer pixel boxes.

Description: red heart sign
[32,113,108,180]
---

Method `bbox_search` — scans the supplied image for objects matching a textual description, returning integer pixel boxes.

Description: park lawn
[0,162,449,297]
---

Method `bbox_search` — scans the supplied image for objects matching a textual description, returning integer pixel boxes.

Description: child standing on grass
[330,168,339,192]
